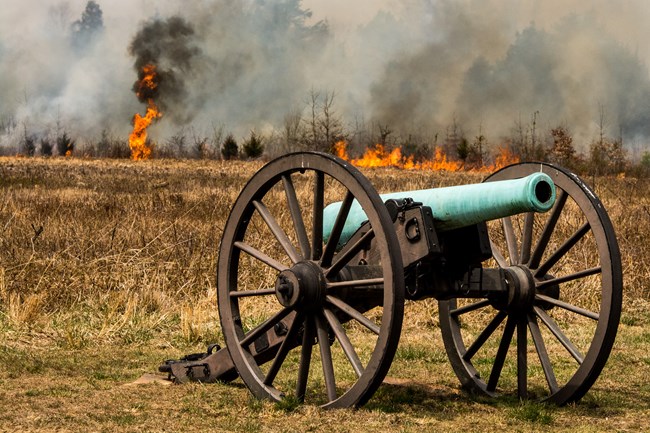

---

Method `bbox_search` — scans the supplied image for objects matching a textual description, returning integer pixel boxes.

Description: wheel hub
[275,261,327,310]
[505,265,536,312]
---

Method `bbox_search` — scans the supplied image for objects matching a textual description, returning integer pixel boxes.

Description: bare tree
[306,89,321,150]
[377,123,392,146]
[166,129,187,158]
[318,91,344,152]
[549,125,577,169]
[211,123,225,157]
[190,127,211,159]
[283,108,303,153]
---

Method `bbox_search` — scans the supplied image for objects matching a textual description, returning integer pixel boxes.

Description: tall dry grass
[0,156,645,351]
[0,157,261,347]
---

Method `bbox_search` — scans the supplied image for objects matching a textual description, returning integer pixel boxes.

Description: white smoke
[1,0,650,153]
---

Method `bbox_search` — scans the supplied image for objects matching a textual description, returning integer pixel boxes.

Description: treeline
[3,89,650,177]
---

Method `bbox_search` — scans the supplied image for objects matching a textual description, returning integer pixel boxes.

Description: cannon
[162,151,621,409]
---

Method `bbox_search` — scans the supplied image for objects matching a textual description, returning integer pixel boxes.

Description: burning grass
[0,156,649,431]
[333,140,520,172]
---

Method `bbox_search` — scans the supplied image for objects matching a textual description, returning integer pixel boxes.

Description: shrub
[242,131,264,159]
[221,134,238,160]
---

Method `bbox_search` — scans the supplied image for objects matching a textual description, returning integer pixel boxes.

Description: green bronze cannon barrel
[323,172,556,245]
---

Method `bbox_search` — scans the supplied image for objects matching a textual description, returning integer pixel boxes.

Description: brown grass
[0,156,649,432]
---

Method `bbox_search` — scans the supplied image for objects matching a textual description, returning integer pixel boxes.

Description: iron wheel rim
[217,151,405,408]
[439,162,622,404]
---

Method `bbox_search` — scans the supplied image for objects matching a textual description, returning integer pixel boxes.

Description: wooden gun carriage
[162,151,621,409]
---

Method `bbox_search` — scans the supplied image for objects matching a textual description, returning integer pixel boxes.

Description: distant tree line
[4,84,650,176]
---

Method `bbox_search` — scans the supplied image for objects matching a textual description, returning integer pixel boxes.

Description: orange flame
[490,145,520,171]
[129,64,162,160]
[350,144,405,168]
[333,140,519,172]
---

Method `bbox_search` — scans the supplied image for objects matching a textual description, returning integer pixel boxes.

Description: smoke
[369,2,650,147]
[129,16,201,124]
[2,0,650,153]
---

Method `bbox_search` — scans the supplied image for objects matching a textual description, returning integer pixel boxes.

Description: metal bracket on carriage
[384,197,421,222]
[159,343,238,384]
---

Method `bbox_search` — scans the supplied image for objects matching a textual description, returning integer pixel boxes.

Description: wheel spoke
[316,314,337,401]
[326,278,384,289]
[312,171,324,261]
[264,313,303,385]
[490,240,509,268]
[528,313,559,394]
[535,307,584,364]
[519,212,534,265]
[463,311,508,361]
[502,216,519,265]
[535,222,590,278]
[253,200,301,264]
[535,294,599,321]
[517,318,527,399]
[324,308,364,377]
[283,174,311,260]
[240,307,293,347]
[230,288,276,298]
[321,191,355,268]
[234,241,288,272]
[326,228,376,279]
[536,267,602,291]
[450,299,491,317]
[326,295,380,335]
[528,189,568,268]
[296,316,314,402]
[487,315,516,392]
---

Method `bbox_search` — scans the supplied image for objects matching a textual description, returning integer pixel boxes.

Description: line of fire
[126,63,517,171]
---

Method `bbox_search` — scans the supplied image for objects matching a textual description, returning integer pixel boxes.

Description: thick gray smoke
[369,3,650,149]
[1,0,650,154]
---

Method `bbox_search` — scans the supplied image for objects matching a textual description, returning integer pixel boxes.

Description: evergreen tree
[23,136,36,157]
[56,131,75,156]
[221,134,238,160]
[71,1,104,51]
[242,131,264,159]
[40,139,53,157]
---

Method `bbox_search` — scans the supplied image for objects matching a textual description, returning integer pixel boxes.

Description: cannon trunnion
[163,152,621,409]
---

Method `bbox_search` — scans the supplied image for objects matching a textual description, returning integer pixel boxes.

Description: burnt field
[0,156,649,432]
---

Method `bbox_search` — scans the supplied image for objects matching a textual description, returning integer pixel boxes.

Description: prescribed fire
[129,64,162,160]
[333,140,519,172]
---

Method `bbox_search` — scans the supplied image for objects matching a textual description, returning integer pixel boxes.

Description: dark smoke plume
[129,16,201,123]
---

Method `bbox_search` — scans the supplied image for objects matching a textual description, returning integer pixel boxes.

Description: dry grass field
[1,156,650,432]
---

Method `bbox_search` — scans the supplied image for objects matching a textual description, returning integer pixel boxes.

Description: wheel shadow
[364,377,475,415]
[363,377,644,419]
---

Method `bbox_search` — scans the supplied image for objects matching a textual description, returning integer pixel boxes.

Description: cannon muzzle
[323,171,556,245]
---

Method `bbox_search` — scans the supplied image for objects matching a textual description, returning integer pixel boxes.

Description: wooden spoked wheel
[217,152,405,408]
[439,162,622,404]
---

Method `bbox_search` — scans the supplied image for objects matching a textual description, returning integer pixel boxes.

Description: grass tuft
[274,394,301,412]
[508,401,554,425]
